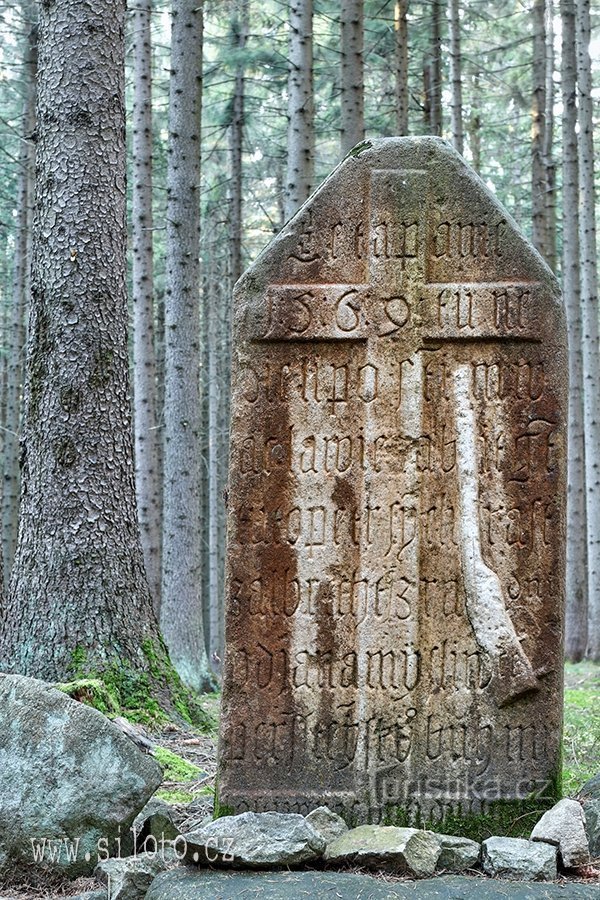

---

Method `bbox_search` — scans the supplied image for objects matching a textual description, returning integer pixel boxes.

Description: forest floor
[1,666,598,900]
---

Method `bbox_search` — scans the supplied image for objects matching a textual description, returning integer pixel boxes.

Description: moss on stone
[55,678,120,715]
[154,746,201,782]
[346,140,372,158]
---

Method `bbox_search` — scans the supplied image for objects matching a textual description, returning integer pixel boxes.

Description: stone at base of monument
[218,135,567,834]
[305,805,349,844]
[323,824,441,876]
[530,798,590,868]
[435,834,481,871]
[481,837,557,881]
[582,799,600,859]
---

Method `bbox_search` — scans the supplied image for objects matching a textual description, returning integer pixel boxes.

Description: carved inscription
[219,138,566,827]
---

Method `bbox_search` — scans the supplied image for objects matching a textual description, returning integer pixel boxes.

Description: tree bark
[2,7,37,585]
[448,0,463,153]
[394,0,409,135]
[229,0,248,285]
[543,0,556,271]
[0,0,164,681]
[340,0,364,155]
[468,68,481,172]
[131,0,161,614]
[161,0,210,689]
[429,0,442,135]
[575,0,600,661]
[285,0,314,219]
[561,0,587,661]
[531,0,547,258]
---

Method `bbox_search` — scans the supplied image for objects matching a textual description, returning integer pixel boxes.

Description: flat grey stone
[531,798,590,868]
[146,868,600,899]
[182,812,325,868]
[95,851,168,900]
[482,837,557,881]
[324,824,441,876]
[305,806,348,844]
[435,833,480,871]
[0,675,162,877]
[582,798,600,860]
[70,892,108,900]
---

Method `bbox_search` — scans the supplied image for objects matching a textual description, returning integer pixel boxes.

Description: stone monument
[217,138,566,831]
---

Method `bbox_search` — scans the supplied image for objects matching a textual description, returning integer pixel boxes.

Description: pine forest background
[0,0,598,690]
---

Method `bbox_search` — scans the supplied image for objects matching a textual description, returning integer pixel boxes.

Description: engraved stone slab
[218,138,566,829]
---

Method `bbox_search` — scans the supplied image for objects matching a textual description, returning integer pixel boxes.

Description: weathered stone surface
[95,852,169,900]
[70,891,108,900]
[0,674,163,876]
[218,137,566,827]
[582,798,600,860]
[530,798,590,868]
[435,833,481,871]
[305,805,348,844]
[146,869,600,900]
[580,773,600,800]
[182,811,325,868]
[133,798,181,850]
[482,837,557,881]
[324,824,441,875]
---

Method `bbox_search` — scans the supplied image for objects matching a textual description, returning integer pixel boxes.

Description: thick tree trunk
[0,0,164,681]
[531,0,547,258]
[340,0,364,155]
[285,0,314,219]
[131,0,161,613]
[161,0,210,689]
[448,0,463,153]
[561,0,587,661]
[229,0,248,285]
[575,0,600,661]
[2,8,37,585]
[429,0,442,136]
[394,0,409,136]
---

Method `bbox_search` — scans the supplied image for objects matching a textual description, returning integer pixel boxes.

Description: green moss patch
[564,661,600,796]
[154,746,201,782]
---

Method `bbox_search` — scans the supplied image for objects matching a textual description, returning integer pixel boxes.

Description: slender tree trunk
[429,0,442,135]
[207,259,221,669]
[131,0,161,613]
[448,0,463,153]
[561,0,587,661]
[340,0,364,155]
[543,0,556,271]
[0,0,165,682]
[229,0,248,285]
[161,0,210,689]
[2,8,37,585]
[422,57,431,133]
[531,0,547,257]
[575,0,600,661]
[469,68,481,172]
[394,0,409,136]
[285,0,314,218]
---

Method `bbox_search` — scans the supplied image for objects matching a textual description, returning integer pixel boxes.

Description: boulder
[133,798,180,850]
[530,798,590,868]
[304,806,348,845]
[579,774,600,800]
[324,824,441,876]
[0,674,162,876]
[95,852,169,900]
[582,798,600,860]
[435,833,480,871]
[482,837,557,881]
[183,811,325,868]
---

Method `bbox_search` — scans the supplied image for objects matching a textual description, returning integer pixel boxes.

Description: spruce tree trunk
[285,0,314,219]
[161,0,210,689]
[2,8,37,584]
[543,0,556,271]
[469,69,481,172]
[394,0,409,136]
[340,0,364,155]
[448,0,463,153]
[229,0,247,286]
[575,0,600,661]
[561,0,588,661]
[132,0,161,613]
[429,0,442,136]
[0,0,165,682]
[531,0,547,258]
